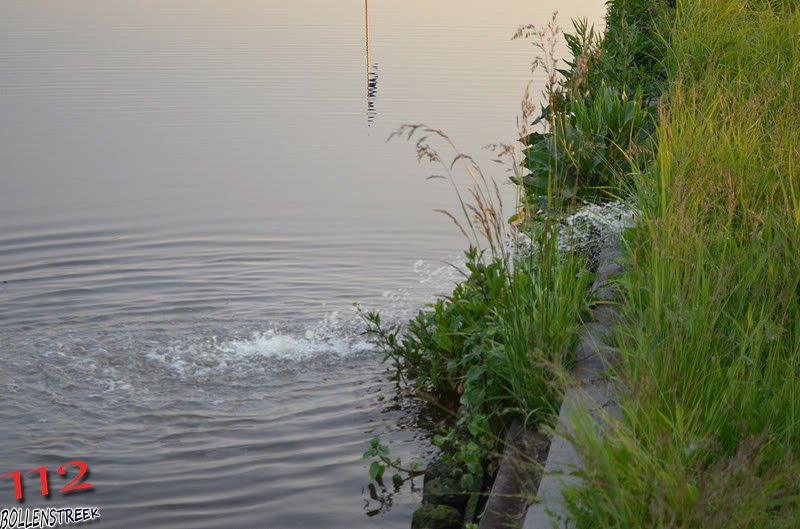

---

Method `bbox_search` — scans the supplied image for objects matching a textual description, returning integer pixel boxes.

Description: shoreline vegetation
[361,0,800,527]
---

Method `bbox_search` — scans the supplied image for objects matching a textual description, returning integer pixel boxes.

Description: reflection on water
[366,0,378,125]
[368,64,379,125]
[0,0,606,527]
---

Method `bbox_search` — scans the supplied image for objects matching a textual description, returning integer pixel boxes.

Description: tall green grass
[493,227,592,428]
[567,0,800,526]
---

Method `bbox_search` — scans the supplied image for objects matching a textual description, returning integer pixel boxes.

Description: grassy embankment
[566,0,800,527]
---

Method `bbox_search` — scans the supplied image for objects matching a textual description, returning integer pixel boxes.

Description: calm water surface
[0,1,604,527]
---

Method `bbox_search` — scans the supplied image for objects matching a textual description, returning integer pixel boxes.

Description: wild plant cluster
[358,124,593,494]
[514,4,669,206]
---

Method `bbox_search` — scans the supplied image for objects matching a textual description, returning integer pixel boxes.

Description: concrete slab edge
[521,245,624,529]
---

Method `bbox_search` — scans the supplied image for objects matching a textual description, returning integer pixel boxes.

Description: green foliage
[520,86,655,201]
[594,0,674,96]
[360,248,517,490]
[359,247,509,408]
[492,234,594,422]
[433,429,484,492]
[361,229,591,493]
[363,436,423,486]
[359,3,649,511]
[565,0,800,527]
[519,0,674,204]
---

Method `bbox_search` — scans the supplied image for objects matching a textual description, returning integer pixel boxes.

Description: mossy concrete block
[423,459,468,512]
[479,421,550,529]
[424,458,461,485]
[424,477,468,513]
[411,504,463,529]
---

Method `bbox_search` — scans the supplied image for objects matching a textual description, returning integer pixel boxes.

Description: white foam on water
[216,328,371,361]
[183,255,466,376]
[364,254,465,323]
[2,254,470,401]
[141,327,372,382]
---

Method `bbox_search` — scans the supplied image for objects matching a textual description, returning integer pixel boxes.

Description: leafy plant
[358,11,609,509]
[514,2,671,206]
[359,247,509,409]
[520,85,655,202]
[360,227,592,492]
[363,437,423,487]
